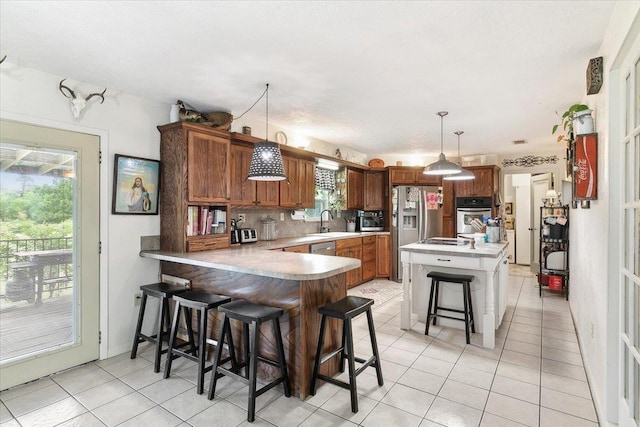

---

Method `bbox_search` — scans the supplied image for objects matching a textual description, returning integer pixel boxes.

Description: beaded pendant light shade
[424,111,462,176]
[247,84,287,181]
[444,131,475,181]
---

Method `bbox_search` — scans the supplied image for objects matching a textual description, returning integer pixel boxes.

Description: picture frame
[504,202,513,215]
[112,154,160,214]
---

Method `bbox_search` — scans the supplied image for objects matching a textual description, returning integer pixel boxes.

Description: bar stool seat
[164,290,234,394]
[130,282,190,373]
[425,271,476,344]
[310,296,383,413]
[208,299,290,423]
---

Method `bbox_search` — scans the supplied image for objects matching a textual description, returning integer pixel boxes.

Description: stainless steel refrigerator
[392,186,443,282]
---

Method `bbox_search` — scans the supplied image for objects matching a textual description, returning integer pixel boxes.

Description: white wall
[1,66,167,358]
[570,3,639,424]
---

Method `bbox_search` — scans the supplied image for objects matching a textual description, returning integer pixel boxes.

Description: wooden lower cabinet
[336,237,363,289]
[376,235,390,278]
[361,235,376,282]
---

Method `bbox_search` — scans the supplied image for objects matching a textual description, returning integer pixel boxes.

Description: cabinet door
[390,168,416,184]
[187,131,230,203]
[455,179,475,197]
[364,171,384,210]
[376,235,390,277]
[347,169,364,210]
[279,155,300,207]
[255,181,279,207]
[441,180,456,237]
[416,172,441,186]
[298,159,316,208]
[473,168,494,197]
[229,144,256,206]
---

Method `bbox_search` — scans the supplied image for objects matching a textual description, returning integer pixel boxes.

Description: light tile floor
[0,266,599,426]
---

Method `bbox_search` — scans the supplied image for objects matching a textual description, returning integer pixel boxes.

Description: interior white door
[0,120,100,390]
[531,173,552,273]
[514,174,531,264]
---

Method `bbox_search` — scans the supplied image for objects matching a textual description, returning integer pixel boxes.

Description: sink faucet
[320,209,334,233]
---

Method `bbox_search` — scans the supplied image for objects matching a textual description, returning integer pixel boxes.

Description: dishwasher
[310,241,336,256]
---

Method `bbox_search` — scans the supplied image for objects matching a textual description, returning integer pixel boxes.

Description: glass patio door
[618,34,640,427]
[0,120,99,390]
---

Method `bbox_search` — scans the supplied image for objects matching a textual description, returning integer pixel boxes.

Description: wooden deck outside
[0,294,74,362]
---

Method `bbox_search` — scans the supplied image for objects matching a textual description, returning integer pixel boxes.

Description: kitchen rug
[348,279,403,307]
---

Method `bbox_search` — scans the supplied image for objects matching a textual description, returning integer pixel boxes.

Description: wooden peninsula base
[142,249,360,399]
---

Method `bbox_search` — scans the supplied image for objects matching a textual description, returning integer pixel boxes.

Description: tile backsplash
[233,208,355,238]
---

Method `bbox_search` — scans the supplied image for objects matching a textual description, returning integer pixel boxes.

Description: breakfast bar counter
[140,248,360,399]
[399,240,509,349]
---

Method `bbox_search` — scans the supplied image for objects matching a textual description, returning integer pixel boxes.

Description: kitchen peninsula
[140,244,359,399]
[399,239,509,349]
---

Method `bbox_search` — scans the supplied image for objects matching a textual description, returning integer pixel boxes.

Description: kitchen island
[140,248,359,399]
[399,239,509,349]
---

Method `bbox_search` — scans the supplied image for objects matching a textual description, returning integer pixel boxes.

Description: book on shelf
[186,206,226,236]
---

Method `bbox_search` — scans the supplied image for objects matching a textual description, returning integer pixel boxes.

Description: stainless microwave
[357,211,384,232]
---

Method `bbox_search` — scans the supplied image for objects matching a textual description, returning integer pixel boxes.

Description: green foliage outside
[0,179,73,280]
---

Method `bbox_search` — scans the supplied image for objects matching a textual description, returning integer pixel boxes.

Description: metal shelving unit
[538,206,569,300]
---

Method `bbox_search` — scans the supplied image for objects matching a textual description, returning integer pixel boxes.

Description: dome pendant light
[247,83,288,181]
[424,111,462,176]
[444,131,475,181]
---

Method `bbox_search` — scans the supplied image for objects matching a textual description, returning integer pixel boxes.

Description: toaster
[238,228,258,243]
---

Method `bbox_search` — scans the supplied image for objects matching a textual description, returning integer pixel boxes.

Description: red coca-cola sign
[574,134,597,200]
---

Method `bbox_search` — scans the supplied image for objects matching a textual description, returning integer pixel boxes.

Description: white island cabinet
[399,241,509,349]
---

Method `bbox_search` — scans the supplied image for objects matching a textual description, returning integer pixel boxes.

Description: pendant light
[444,131,475,181]
[247,83,287,181]
[424,111,462,175]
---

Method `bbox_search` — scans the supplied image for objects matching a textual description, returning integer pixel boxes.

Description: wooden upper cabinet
[364,171,384,211]
[389,167,441,186]
[280,155,315,208]
[187,130,230,203]
[454,166,499,198]
[230,144,255,205]
[230,144,279,207]
[346,168,364,210]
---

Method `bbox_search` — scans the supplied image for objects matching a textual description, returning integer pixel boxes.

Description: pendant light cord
[265,83,269,141]
[233,84,269,120]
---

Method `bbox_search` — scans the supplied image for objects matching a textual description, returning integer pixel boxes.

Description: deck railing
[0,237,73,297]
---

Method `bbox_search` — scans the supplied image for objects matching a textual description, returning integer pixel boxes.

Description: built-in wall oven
[456,197,492,236]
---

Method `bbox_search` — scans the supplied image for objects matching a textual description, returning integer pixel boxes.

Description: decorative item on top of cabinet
[158,121,231,252]
[346,168,364,210]
[279,155,315,208]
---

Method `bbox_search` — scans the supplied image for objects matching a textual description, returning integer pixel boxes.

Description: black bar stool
[309,296,383,413]
[208,300,290,423]
[130,282,190,373]
[425,271,476,344]
[164,290,234,394]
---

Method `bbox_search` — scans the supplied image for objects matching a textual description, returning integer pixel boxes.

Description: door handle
[437,258,451,262]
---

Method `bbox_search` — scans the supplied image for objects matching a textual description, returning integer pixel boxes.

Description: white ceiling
[0,1,615,160]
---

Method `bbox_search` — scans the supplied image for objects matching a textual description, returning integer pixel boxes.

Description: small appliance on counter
[230,219,240,245]
[261,216,277,241]
[356,210,384,232]
[238,228,258,243]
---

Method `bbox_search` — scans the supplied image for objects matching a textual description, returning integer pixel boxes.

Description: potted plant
[552,104,592,142]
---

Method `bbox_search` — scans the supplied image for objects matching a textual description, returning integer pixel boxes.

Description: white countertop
[400,240,508,258]
[140,232,389,281]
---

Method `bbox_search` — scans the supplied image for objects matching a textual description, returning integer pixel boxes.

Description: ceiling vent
[512,139,527,145]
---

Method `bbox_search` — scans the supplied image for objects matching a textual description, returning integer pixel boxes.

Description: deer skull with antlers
[59,79,106,120]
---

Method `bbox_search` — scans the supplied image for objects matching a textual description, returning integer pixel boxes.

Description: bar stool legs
[130,283,190,373]
[208,300,290,423]
[310,296,383,414]
[425,272,476,344]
